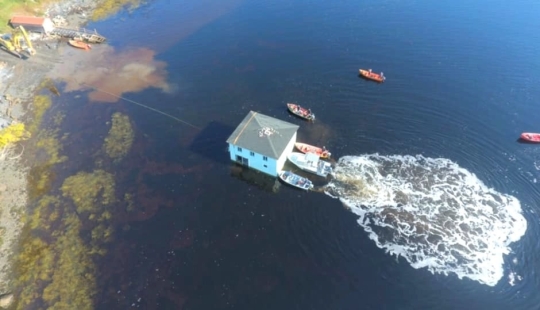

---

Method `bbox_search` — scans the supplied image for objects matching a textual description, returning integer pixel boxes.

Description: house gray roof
[227,111,299,159]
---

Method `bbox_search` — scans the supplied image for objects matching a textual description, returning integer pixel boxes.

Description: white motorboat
[287,152,332,177]
[278,171,313,190]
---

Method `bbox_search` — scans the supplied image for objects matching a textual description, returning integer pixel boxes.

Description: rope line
[80,82,201,130]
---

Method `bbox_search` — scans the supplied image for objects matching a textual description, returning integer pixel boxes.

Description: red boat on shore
[287,103,315,121]
[359,69,385,83]
[68,39,92,50]
[520,132,540,143]
[295,142,331,159]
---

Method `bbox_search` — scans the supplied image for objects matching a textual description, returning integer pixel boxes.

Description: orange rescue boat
[520,132,540,143]
[295,142,331,159]
[68,39,92,50]
[359,69,385,83]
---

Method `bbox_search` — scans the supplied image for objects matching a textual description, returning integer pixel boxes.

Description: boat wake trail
[324,154,527,286]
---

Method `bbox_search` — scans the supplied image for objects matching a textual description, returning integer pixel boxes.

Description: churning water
[325,154,527,286]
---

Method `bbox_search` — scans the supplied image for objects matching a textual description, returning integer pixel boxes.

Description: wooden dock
[50,27,106,43]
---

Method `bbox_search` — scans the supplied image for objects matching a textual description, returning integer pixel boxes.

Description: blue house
[226,111,299,177]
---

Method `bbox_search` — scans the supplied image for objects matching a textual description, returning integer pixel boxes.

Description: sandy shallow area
[0,145,26,296]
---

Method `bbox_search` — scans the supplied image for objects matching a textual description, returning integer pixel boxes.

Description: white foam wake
[325,154,527,286]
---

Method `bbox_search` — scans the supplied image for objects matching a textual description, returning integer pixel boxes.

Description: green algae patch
[0,122,30,148]
[41,214,96,309]
[12,95,114,308]
[14,215,96,310]
[103,112,134,161]
[61,170,116,214]
[24,95,64,200]
[27,129,67,199]
[35,129,68,165]
[27,163,56,199]
[14,169,118,309]
[92,0,141,21]
[124,192,136,212]
[27,95,52,134]
[53,111,66,126]
[60,169,117,256]
[26,195,60,231]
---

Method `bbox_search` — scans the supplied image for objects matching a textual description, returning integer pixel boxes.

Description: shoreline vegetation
[0,0,140,32]
[0,0,142,308]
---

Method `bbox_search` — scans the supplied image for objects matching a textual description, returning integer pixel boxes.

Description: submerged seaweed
[103,112,134,161]
[12,91,123,309]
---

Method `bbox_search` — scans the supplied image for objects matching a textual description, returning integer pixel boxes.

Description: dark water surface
[56,0,540,309]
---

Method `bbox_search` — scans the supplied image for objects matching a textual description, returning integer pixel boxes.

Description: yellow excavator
[0,37,22,58]
[0,25,36,58]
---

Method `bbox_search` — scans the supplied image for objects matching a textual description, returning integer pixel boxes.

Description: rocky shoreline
[0,0,106,307]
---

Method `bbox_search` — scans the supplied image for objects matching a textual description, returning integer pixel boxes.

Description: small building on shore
[9,16,55,34]
[226,111,299,177]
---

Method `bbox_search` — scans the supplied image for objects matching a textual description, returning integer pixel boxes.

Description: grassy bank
[0,0,55,32]
[92,0,141,21]
[0,0,142,32]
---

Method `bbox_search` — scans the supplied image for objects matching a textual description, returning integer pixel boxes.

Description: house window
[263,165,267,168]
[237,147,242,152]
[250,151,255,156]
[263,156,268,161]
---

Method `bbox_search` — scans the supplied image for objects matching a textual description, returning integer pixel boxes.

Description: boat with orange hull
[520,132,540,143]
[295,142,331,159]
[68,39,92,50]
[287,103,315,121]
[359,69,385,83]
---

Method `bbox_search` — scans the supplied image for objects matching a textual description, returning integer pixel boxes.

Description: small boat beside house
[359,69,385,83]
[287,103,315,121]
[287,152,332,177]
[68,39,92,50]
[520,132,540,143]
[295,142,331,159]
[278,171,314,190]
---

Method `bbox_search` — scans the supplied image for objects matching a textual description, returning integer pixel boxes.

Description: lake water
[51,0,540,309]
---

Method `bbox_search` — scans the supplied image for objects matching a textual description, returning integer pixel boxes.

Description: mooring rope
[79,81,201,130]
